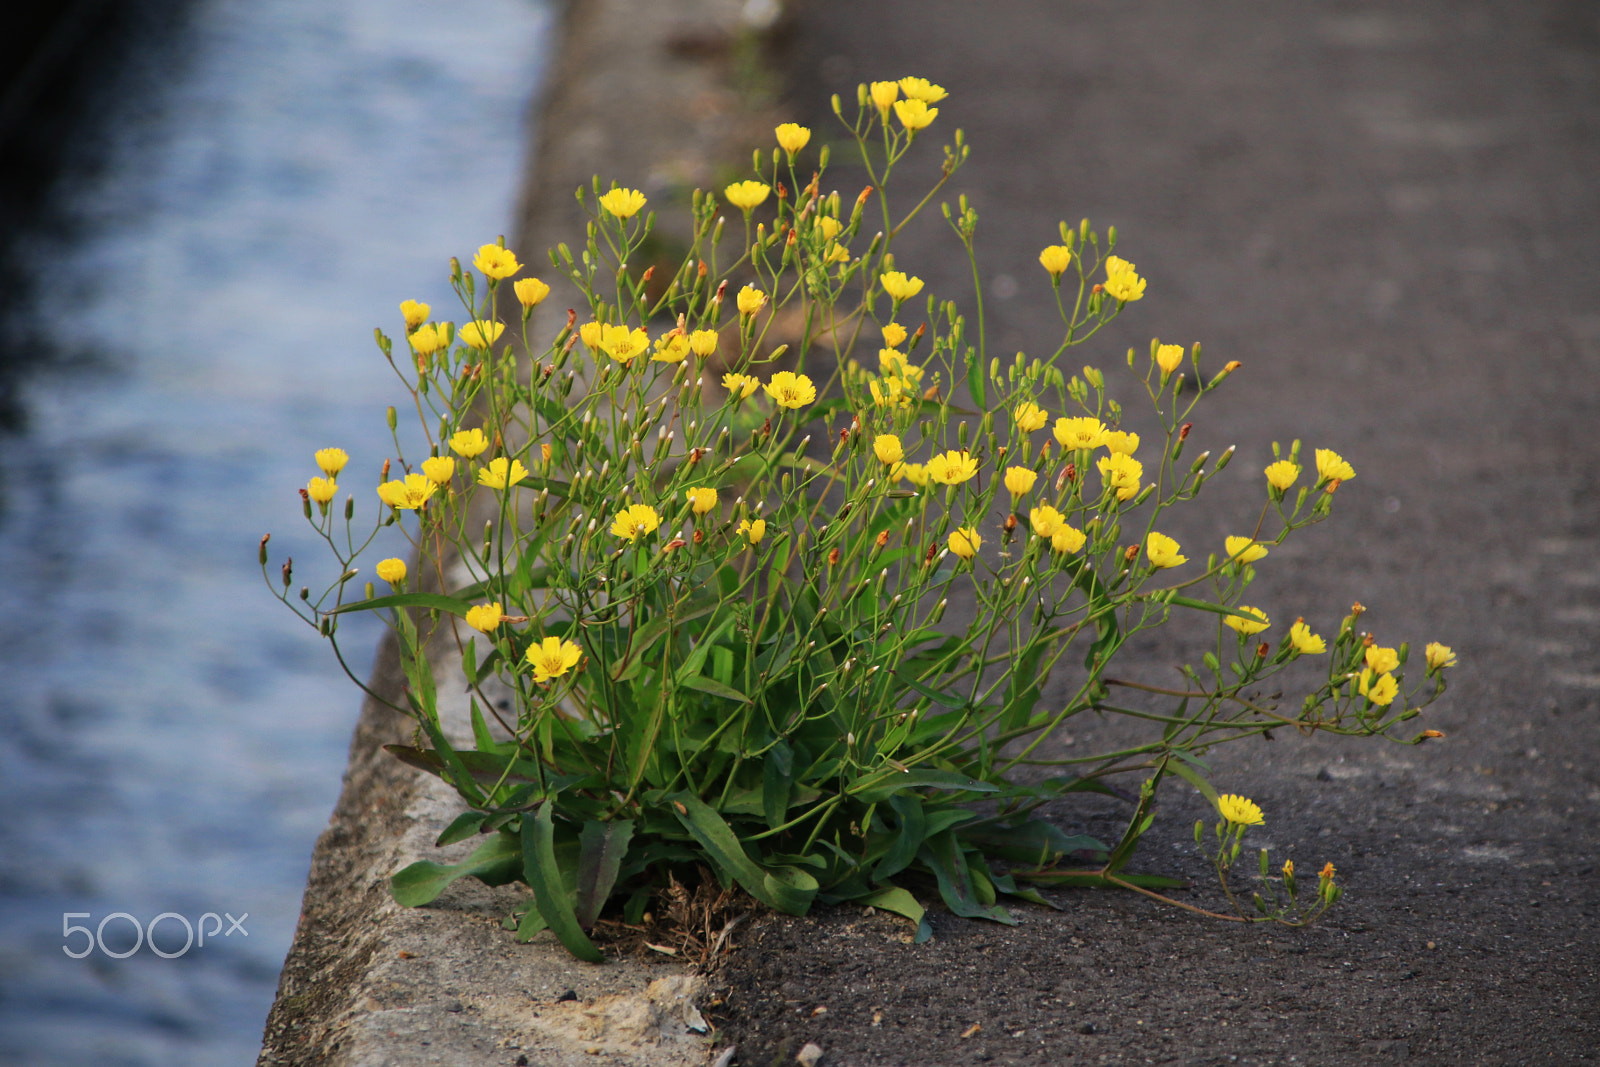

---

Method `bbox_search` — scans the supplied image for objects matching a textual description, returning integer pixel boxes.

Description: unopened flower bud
[1179,422,1192,441]
[259,533,271,565]
[1256,642,1270,659]
[828,547,841,567]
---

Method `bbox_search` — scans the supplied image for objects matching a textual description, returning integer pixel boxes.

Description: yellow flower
[869,376,914,409]
[880,270,924,302]
[1364,645,1400,674]
[1217,794,1264,827]
[399,300,430,329]
[686,486,718,514]
[526,635,584,683]
[610,503,661,542]
[722,372,760,399]
[375,558,407,586]
[306,476,338,504]
[1264,460,1300,492]
[775,122,811,154]
[408,323,445,355]
[737,517,766,544]
[874,434,904,465]
[1054,416,1107,451]
[926,450,979,485]
[1038,245,1072,276]
[1315,448,1356,484]
[1289,621,1326,655]
[724,180,771,211]
[881,321,908,348]
[513,277,551,307]
[376,473,436,510]
[869,80,900,112]
[1030,505,1064,538]
[464,602,504,633]
[1156,343,1184,374]
[477,456,530,491]
[579,320,603,349]
[473,244,520,280]
[1103,256,1146,302]
[1358,669,1400,707]
[459,320,505,349]
[1103,430,1139,455]
[1425,642,1456,671]
[420,456,455,484]
[598,187,647,219]
[893,98,938,130]
[1013,402,1049,434]
[948,526,982,559]
[1097,452,1143,501]
[599,322,650,363]
[878,348,922,384]
[1145,531,1187,569]
[897,76,948,103]
[689,329,719,357]
[652,330,690,364]
[817,216,843,242]
[1224,536,1268,563]
[898,462,929,487]
[450,428,490,458]
[736,284,768,316]
[315,447,349,477]
[764,371,816,409]
[1320,861,1336,881]
[1051,523,1087,554]
[1004,465,1037,499]
[1224,605,1270,635]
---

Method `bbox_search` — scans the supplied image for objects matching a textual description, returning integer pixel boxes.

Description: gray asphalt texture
[709,2,1600,1064]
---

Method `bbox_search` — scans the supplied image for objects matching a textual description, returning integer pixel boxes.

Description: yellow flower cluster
[1103,255,1146,303]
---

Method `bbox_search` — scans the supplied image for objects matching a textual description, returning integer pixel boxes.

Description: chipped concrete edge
[256,2,787,1064]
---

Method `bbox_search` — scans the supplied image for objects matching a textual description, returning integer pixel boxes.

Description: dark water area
[0,1,553,1063]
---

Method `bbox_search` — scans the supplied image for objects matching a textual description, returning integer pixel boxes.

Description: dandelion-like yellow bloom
[420,456,455,484]
[652,330,690,364]
[878,348,923,385]
[1217,794,1264,827]
[473,244,521,280]
[736,285,767,316]
[893,98,938,130]
[375,558,407,586]
[1030,505,1064,538]
[765,371,816,409]
[1289,621,1326,655]
[737,517,766,544]
[306,476,338,504]
[689,329,719,357]
[874,434,904,465]
[610,503,661,542]
[1358,668,1400,707]
[1103,256,1146,302]
[724,180,771,211]
[775,122,811,154]
[1013,402,1049,434]
[579,320,603,349]
[1425,642,1456,671]
[598,187,647,220]
[1145,531,1187,569]
[450,428,490,458]
[513,277,550,307]
[376,473,436,510]
[599,322,650,363]
[869,80,900,112]
[898,462,929,487]
[526,635,583,683]
[1004,466,1037,499]
[400,300,430,329]
[1097,452,1143,501]
[1052,523,1087,554]
[926,450,979,485]
[686,486,718,514]
[1039,245,1072,276]
[1224,536,1268,563]
[409,323,445,355]
[459,320,505,349]
[315,448,349,477]
[1156,343,1184,374]
[948,526,982,559]
[1224,605,1270,635]
[1364,645,1400,674]
[881,321,908,348]
[818,216,843,242]
[1054,416,1107,451]
[722,372,760,399]
[477,456,530,491]
[897,76,947,103]
[1103,430,1139,456]
[880,270,924,302]
[1264,460,1300,492]
[464,602,504,633]
[1314,448,1356,484]
[869,376,914,409]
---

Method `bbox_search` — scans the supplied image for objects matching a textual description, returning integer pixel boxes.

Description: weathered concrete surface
[256,2,782,1063]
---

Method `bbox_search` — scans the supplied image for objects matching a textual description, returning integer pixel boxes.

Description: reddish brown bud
[697,260,708,278]
[925,542,939,563]
[1325,478,1342,494]
[1004,513,1018,533]
[922,384,941,401]
[663,538,686,552]
[856,186,873,207]
[281,559,293,588]
[828,547,841,567]
[640,265,655,284]
[298,487,310,502]
[777,182,788,200]
[875,529,890,549]
[1420,729,1446,740]
[381,458,391,480]
[687,447,705,466]
[1351,602,1366,617]
[565,307,577,330]
[786,227,797,247]
[1223,360,1242,373]
[1178,422,1192,441]
[1256,642,1271,659]
[1124,545,1140,562]
[693,529,705,544]
[1362,634,1375,648]
[713,279,728,304]
[1092,283,1104,294]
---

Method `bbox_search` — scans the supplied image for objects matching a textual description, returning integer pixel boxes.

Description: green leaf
[435,810,488,847]
[893,673,967,708]
[919,831,1015,924]
[958,821,1107,866]
[669,792,816,914]
[681,673,752,704]
[1166,755,1219,808]
[1001,638,1049,732]
[849,767,1001,804]
[762,740,794,830]
[872,795,925,881]
[514,901,550,942]
[610,595,722,681]
[858,885,925,925]
[391,832,521,906]
[332,591,474,616]
[1013,869,1188,890]
[574,820,634,930]
[469,698,496,753]
[522,802,604,962]
[1169,595,1273,625]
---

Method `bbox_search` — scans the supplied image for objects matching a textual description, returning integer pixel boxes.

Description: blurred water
[0,0,553,1062]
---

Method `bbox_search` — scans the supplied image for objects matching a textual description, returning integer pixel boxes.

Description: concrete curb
[256,3,784,1063]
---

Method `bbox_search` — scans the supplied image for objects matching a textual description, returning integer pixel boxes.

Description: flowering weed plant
[265,79,1454,958]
